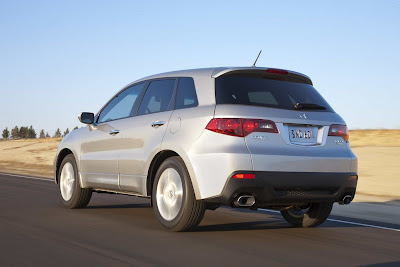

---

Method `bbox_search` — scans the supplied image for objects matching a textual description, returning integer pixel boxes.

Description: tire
[58,154,92,209]
[152,156,205,232]
[280,202,333,228]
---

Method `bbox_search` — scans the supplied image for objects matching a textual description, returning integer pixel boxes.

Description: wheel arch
[55,148,76,184]
[146,149,201,199]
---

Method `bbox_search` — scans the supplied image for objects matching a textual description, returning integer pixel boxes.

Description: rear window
[215,75,334,112]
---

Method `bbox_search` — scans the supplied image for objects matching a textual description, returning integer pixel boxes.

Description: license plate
[288,126,317,143]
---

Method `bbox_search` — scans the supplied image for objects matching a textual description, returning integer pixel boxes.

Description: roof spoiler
[211,67,313,85]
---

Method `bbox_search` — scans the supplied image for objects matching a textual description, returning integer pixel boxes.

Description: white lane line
[259,208,400,232]
[327,218,400,232]
[0,173,54,182]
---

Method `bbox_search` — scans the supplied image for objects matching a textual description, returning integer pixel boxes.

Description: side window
[98,83,145,123]
[175,77,198,109]
[137,79,175,115]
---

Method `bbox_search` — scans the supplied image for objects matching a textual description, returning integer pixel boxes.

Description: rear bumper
[204,171,358,207]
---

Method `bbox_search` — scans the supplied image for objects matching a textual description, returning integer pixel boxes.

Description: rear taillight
[328,124,349,142]
[206,118,278,137]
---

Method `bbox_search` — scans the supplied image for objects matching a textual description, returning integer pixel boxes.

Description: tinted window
[175,77,198,109]
[215,75,333,112]
[137,79,175,115]
[248,91,278,105]
[98,83,145,123]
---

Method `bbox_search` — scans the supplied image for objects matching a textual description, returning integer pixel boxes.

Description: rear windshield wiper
[294,103,326,110]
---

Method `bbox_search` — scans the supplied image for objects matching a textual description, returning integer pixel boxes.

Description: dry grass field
[0,130,399,200]
[349,129,400,147]
[0,138,62,178]
[348,130,400,200]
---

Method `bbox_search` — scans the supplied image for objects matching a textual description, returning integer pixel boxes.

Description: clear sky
[1,0,399,135]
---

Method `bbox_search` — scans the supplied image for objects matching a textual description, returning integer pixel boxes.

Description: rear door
[118,79,176,194]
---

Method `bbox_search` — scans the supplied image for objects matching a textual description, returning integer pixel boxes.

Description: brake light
[206,118,278,137]
[232,173,255,179]
[266,68,288,75]
[328,124,349,142]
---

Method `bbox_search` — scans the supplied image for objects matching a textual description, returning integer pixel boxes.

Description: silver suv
[54,67,358,231]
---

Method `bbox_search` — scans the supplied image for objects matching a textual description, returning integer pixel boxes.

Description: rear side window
[215,75,333,112]
[98,82,145,123]
[175,77,198,109]
[137,79,175,115]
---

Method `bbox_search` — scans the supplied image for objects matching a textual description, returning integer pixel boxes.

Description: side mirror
[78,112,95,124]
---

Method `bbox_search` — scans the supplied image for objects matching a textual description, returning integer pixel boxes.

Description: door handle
[151,121,166,128]
[109,129,120,136]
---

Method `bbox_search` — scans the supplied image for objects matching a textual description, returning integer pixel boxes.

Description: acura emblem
[299,113,307,119]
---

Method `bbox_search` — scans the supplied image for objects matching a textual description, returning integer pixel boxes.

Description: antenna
[252,50,262,67]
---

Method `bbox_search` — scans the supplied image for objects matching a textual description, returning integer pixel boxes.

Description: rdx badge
[252,135,268,140]
[335,139,345,144]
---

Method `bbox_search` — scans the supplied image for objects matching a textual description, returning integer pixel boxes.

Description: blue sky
[1,0,399,135]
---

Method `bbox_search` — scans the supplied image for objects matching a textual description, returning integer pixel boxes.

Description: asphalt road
[1,173,399,266]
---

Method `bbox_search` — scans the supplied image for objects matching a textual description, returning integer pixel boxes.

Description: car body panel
[118,111,174,194]
[161,104,216,198]
[54,127,85,187]
[79,121,123,190]
[186,130,253,199]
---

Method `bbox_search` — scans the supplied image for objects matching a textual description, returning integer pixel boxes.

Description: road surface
[1,173,399,266]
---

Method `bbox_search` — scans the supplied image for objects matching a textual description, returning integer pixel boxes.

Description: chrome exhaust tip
[234,195,255,207]
[339,195,352,205]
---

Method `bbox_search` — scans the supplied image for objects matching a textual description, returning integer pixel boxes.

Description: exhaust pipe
[339,195,352,205]
[234,195,255,207]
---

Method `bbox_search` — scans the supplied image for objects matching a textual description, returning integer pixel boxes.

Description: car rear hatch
[213,68,353,173]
